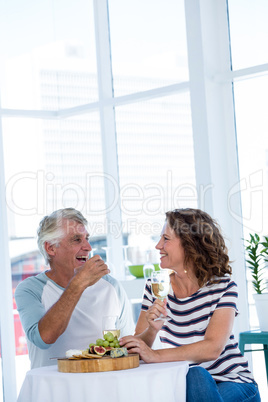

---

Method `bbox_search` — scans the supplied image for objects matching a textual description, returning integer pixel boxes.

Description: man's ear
[44,242,57,258]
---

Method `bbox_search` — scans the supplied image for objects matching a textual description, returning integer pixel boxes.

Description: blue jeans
[186,366,261,402]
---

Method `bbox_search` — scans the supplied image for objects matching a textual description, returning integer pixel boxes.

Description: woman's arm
[133,311,158,347]
[120,307,235,364]
[133,298,169,346]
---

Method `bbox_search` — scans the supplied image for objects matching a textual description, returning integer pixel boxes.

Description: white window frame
[1,0,268,399]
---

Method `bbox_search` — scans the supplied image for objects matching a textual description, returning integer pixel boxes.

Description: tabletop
[17,359,189,402]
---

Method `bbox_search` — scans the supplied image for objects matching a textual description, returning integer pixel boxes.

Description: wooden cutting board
[58,354,139,373]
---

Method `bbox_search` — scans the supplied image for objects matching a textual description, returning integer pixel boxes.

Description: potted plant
[245,233,268,330]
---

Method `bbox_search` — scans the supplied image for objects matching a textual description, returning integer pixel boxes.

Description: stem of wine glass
[154,297,170,321]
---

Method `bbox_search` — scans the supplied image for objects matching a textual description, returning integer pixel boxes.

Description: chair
[239,330,268,383]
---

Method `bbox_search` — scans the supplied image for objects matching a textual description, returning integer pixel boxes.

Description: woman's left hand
[119,335,158,363]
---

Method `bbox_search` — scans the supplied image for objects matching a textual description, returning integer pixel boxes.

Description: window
[228,0,268,69]
[228,0,268,396]
[228,0,268,330]
[109,0,188,95]
[0,0,97,110]
[1,1,267,400]
[116,93,196,245]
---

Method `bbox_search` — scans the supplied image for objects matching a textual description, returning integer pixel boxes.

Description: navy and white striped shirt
[142,275,254,383]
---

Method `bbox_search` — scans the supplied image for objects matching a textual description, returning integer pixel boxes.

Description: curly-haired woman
[120,209,261,402]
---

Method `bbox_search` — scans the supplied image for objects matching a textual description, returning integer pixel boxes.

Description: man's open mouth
[76,256,88,263]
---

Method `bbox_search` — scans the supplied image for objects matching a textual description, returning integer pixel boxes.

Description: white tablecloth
[17,360,189,402]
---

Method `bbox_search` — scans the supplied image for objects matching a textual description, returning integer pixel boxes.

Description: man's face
[50,219,92,271]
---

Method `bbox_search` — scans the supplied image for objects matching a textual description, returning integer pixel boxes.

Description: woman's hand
[134,298,169,347]
[146,298,168,330]
[119,335,159,363]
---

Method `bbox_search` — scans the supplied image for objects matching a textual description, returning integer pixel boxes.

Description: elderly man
[15,208,134,369]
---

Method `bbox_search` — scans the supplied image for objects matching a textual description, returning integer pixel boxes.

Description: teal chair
[239,330,268,384]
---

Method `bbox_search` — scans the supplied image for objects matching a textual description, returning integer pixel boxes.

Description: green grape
[96,338,104,346]
[106,332,114,342]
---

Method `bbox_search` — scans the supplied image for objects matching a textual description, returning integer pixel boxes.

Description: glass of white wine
[121,245,132,278]
[102,315,120,339]
[151,270,171,321]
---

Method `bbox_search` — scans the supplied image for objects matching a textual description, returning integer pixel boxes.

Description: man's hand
[74,255,110,288]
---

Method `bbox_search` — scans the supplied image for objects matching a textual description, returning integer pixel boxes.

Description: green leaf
[244,233,268,294]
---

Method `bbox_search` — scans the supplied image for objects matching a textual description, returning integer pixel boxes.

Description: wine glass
[102,246,115,275]
[143,250,155,280]
[121,245,132,278]
[102,315,120,340]
[151,270,171,321]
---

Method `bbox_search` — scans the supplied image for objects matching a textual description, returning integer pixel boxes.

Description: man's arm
[16,255,109,346]
[39,255,109,344]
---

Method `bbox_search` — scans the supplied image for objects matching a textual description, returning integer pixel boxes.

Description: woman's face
[155,222,186,271]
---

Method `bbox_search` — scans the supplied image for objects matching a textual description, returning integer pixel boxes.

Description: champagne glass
[121,245,132,277]
[151,270,171,321]
[143,250,155,280]
[102,315,120,339]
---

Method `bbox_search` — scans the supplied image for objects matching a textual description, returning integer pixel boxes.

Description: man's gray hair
[37,208,88,264]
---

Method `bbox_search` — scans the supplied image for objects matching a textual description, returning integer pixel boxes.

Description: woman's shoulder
[206,275,237,291]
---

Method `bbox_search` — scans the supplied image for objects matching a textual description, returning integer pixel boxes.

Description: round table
[17,360,189,402]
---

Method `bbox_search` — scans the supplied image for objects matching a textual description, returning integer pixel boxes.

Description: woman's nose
[155,239,162,250]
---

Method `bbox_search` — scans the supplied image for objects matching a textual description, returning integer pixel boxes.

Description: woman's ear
[44,242,57,258]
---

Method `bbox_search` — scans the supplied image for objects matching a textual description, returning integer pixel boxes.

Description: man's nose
[82,239,92,251]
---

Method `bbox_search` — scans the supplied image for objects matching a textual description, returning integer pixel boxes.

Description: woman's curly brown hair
[165,208,232,287]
